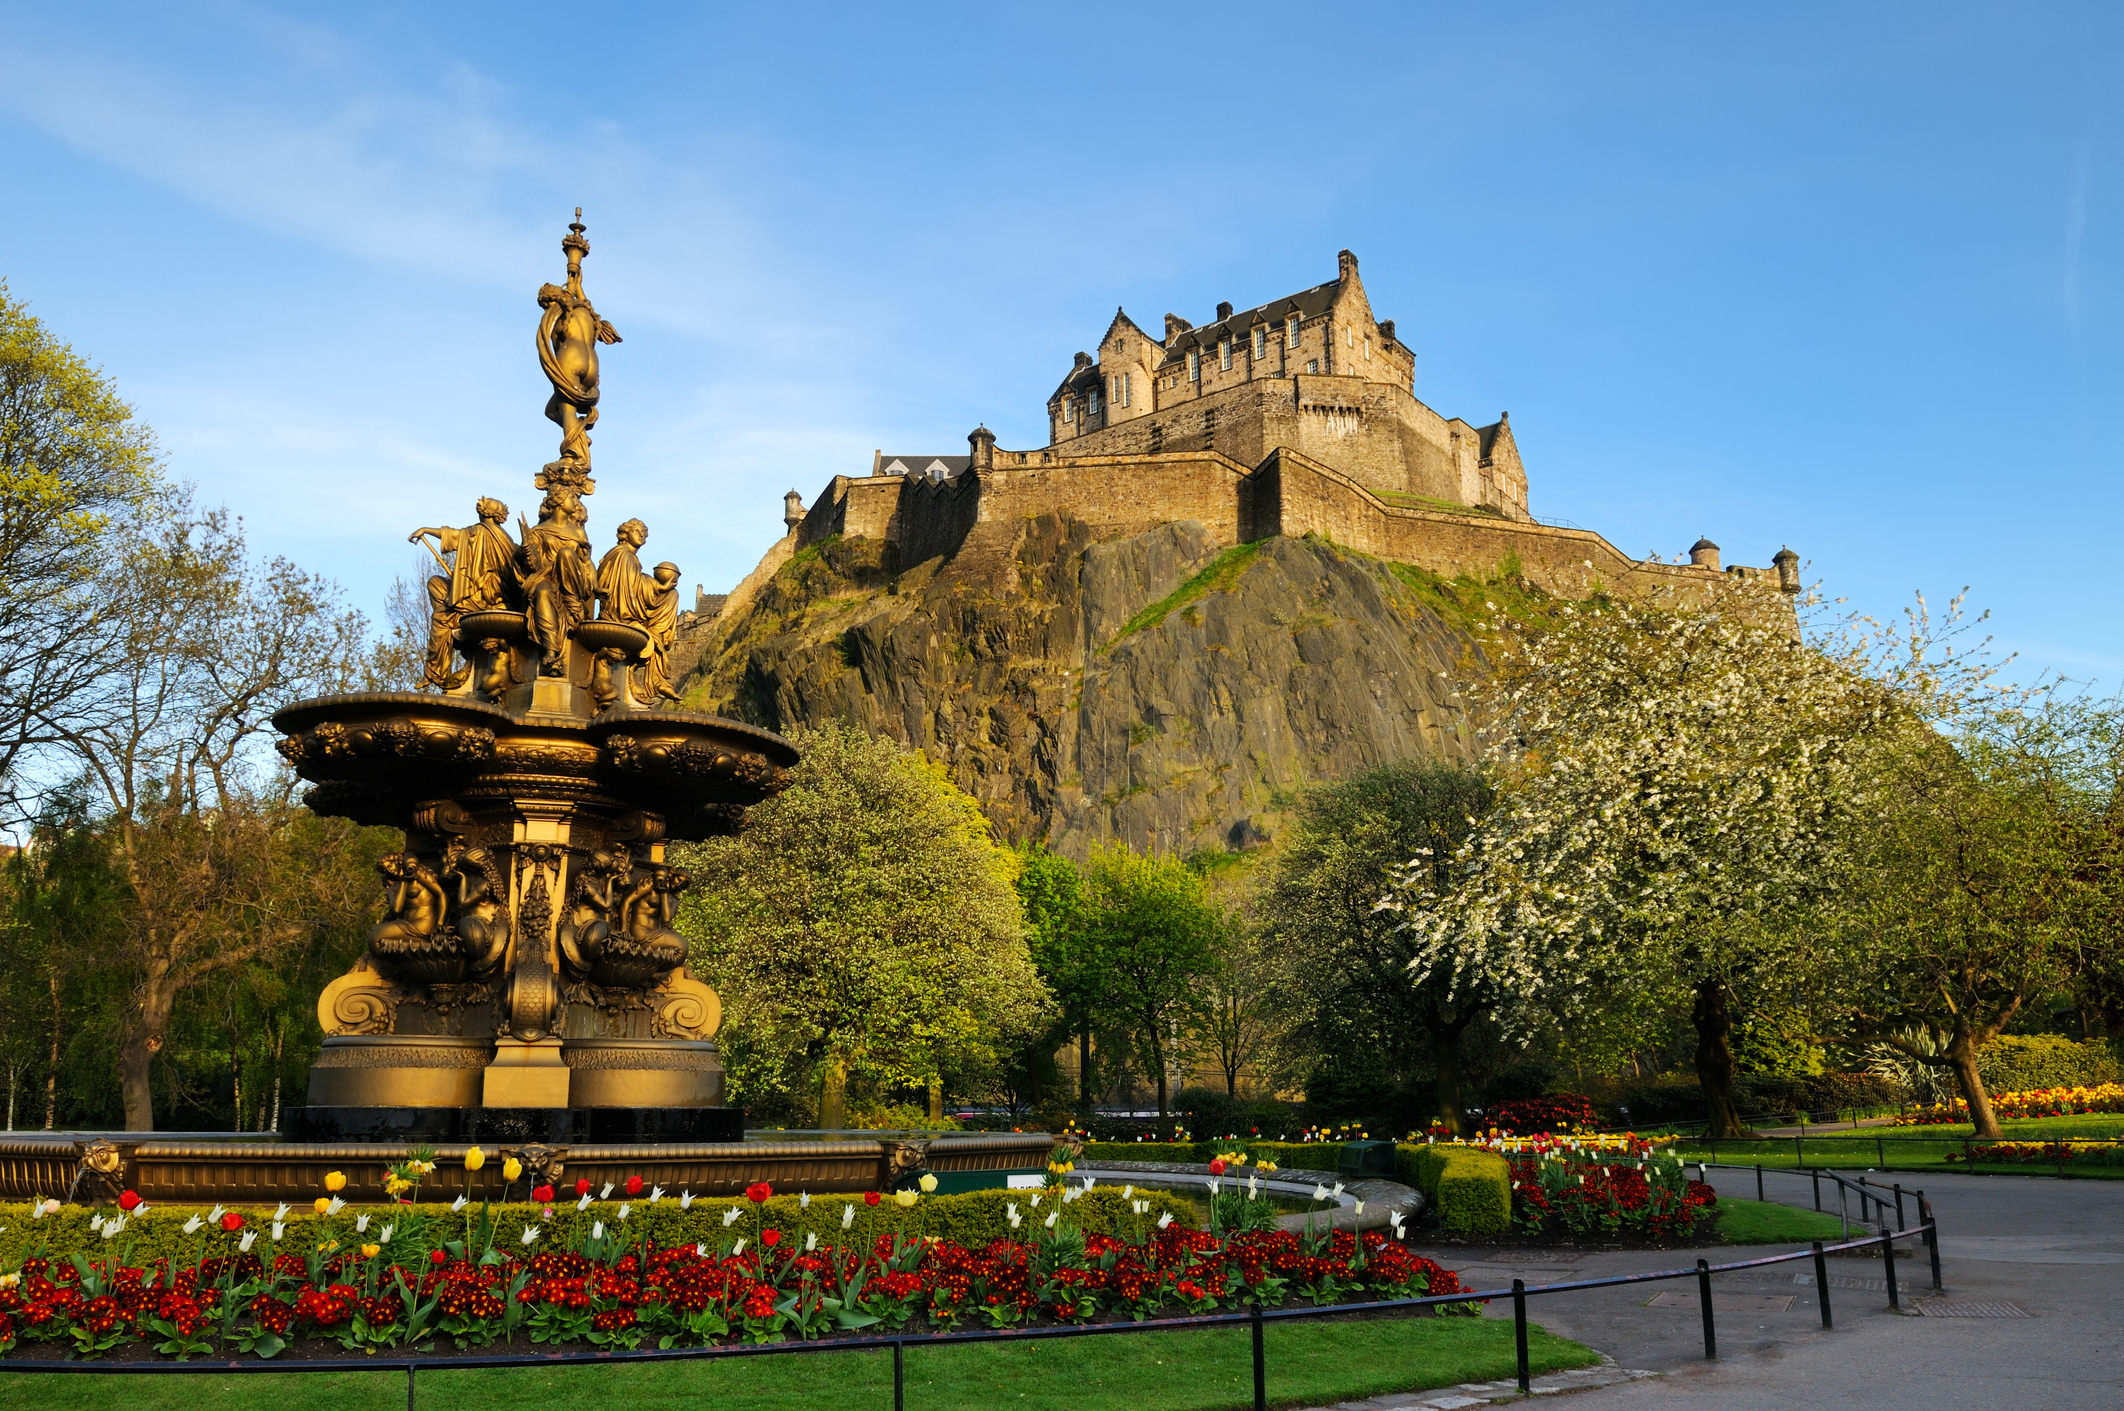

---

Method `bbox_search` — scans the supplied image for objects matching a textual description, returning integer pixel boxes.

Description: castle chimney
[1216,301,1233,321]
[1773,545,1800,594]
[1338,249,1358,281]
[1688,537,1721,572]
[1072,351,1092,369]
[783,489,805,533]
[1163,313,1192,342]
[968,425,996,473]
[1379,320,1395,343]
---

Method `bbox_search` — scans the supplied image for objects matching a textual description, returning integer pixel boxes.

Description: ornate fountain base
[280,1103,743,1145]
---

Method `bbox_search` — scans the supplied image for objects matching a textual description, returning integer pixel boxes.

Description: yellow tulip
[313,1197,331,1215]
[361,1242,381,1259]
[917,1173,938,1194]
[324,1171,347,1192]
[502,1157,523,1182]
[892,1189,918,1208]
[464,1146,486,1172]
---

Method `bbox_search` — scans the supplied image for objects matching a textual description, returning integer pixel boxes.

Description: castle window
[1306,359,1319,374]
[1219,339,1232,371]
[1188,349,1200,382]
[1120,371,1131,406]
[1287,317,1300,349]
[1089,387,1102,416]
[1063,398,1075,423]
[1253,326,1267,359]
[1364,336,1372,361]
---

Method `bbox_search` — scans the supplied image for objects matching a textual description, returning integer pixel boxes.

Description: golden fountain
[0,216,1053,1203]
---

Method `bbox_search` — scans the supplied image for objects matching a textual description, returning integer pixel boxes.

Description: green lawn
[0,1316,1597,1411]
[1714,1197,1851,1244]
[1668,1113,2124,1176]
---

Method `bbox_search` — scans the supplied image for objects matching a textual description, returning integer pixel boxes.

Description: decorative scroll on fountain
[272,212,796,1145]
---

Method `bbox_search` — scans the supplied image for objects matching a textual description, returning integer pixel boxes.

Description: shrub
[1405,1145,1510,1236]
[1977,1037,2123,1094]
[1492,1094,1599,1134]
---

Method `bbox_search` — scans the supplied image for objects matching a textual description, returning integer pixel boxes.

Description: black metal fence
[1671,1133,2124,1177]
[0,1166,1943,1411]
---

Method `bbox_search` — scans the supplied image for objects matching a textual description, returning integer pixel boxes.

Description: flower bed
[1489,1095,1601,1135]
[1497,1137,1716,1240]
[0,1187,1463,1362]
[1946,1139,2124,1168]
[1892,1082,2124,1126]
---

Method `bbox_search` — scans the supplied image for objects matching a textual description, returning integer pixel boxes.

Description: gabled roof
[1049,352,1105,403]
[1156,279,1343,367]
[1475,415,1512,463]
[879,455,973,480]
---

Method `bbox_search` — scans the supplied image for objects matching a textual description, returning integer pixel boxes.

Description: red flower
[624,1175,644,1196]
[760,1228,781,1247]
[117,1190,143,1212]
[532,1185,555,1204]
[745,1182,772,1203]
[863,1191,882,1207]
[429,1249,448,1266]
[220,1212,244,1232]
[574,1178,592,1196]
[1208,1159,1227,1175]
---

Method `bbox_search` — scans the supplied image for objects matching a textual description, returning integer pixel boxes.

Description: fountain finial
[536,209,620,496]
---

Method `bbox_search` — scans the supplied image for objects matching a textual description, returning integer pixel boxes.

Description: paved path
[1298,1168,2124,1411]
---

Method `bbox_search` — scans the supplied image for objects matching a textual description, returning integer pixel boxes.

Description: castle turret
[783,489,805,533]
[968,425,996,473]
[1689,537,1721,572]
[1773,546,1800,594]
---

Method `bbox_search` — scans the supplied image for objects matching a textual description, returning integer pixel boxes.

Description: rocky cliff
[679,517,1491,858]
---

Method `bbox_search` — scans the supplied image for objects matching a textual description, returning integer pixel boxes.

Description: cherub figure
[556,848,630,983]
[444,844,510,980]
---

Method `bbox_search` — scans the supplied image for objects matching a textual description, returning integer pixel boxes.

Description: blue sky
[1,3,2116,682]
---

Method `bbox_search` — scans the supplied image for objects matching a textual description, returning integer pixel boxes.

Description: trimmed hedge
[1082,1140,1343,1173]
[0,1185,1194,1270]
[1978,1036,2123,1094]
[1406,1146,1510,1236]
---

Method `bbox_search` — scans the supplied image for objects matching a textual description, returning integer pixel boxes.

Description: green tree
[678,725,1049,1128]
[0,282,161,807]
[1016,845,1103,1114]
[1843,699,2096,1137]
[1257,762,1493,1134]
[1077,847,1226,1119]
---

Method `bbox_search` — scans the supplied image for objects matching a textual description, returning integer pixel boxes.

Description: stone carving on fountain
[275,211,796,1145]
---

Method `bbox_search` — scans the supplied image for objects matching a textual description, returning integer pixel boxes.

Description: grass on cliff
[1106,541,1265,649]
[16,1316,1598,1411]
[1383,556,1560,639]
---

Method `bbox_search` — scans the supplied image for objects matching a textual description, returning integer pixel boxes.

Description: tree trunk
[819,1052,848,1131]
[1078,1023,1094,1116]
[927,1080,943,1124]
[1151,1028,1169,1119]
[1692,978,1753,1140]
[44,967,60,1130]
[1945,1031,2002,1139]
[1429,1013,1472,1137]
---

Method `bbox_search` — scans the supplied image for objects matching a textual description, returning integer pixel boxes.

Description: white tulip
[576,1194,593,1212]
[1331,1183,1345,1198]
[1044,1210,1058,1229]
[209,1204,225,1224]
[1313,1184,1331,1202]
[617,1203,631,1222]
[1157,1212,1174,1229]
[271,1222,285,1241]
[1122,1185,1132,1199]
[274,1203,291,1221]
[601,1183,614,1199]
[380,1223,394,1243]
[520,1226,540,1245]
[1208,1179,1221,1196]
[356,1214,371,1233]
[89,1214,104,1234]
[680,1191,695,1210]
[695,1243,709,1257]
[238,1230,257,1252]
[592,1221,605,1240]
[451,1195,468,1213]
[650,1186,666,1203]
[1008,1212,1022,1229]
[841,1204,856,1229]
[722,1207,742,1227]
[183,1215,203,1235]
[799,1192,810,1208]
[805,1231,817,1252]
[732,1238,745,1256]
[1355,1200,1365,1215]
[326,1196,345,1215]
